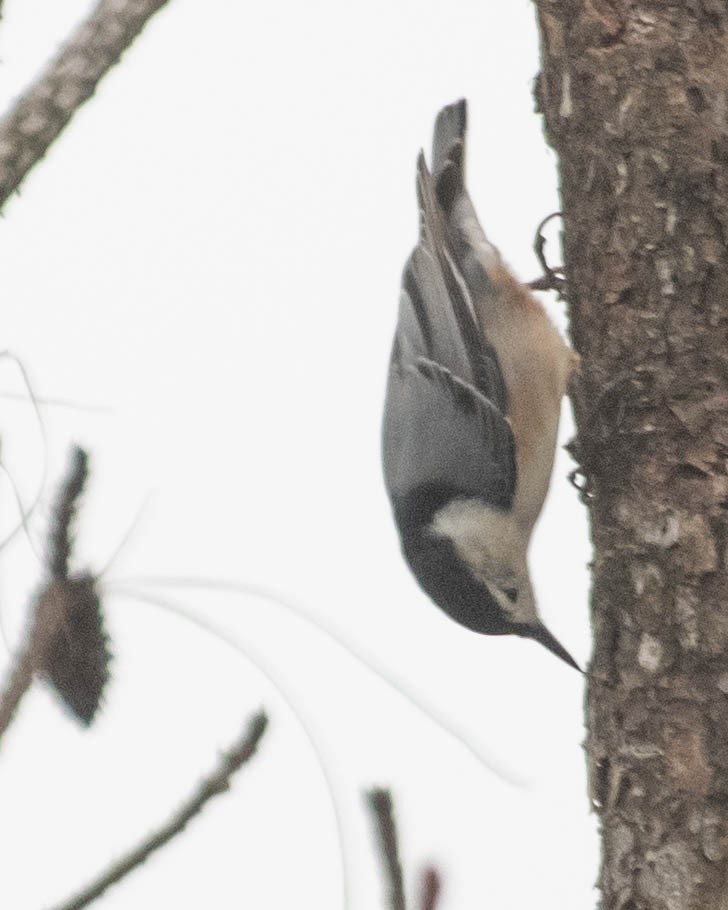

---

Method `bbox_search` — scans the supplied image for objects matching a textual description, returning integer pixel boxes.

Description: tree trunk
[534,3,728,908]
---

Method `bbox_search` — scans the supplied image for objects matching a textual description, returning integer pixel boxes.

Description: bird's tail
[431,99,467,212]
[432,99,467,178]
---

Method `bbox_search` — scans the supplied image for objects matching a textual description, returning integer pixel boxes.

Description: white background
[0,1,597,907]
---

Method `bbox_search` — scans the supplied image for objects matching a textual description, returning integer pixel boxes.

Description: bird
[382,99,581,670]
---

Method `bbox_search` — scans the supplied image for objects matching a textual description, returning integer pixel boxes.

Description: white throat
[429,497,537,624]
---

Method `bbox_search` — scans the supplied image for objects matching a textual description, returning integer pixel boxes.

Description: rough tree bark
[534,3,728,908]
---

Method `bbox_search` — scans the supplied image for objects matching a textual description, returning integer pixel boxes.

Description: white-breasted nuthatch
[382,100,580,670]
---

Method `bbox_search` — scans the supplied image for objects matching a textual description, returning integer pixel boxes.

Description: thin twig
[0,389,112,412]
[0,0,172,208]
[47,711,268,910]
[0,351,48,555]
[0,631,34,740]
[418,865,442,910]
[47,445,88,579]
[365,787,406,910]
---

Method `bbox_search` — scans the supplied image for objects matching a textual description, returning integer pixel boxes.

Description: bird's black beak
[529,623,583,673]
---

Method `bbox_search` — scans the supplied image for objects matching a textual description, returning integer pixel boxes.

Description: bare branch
[365,787,406,910]
[33,445,111,726]
[0,583,64,743]
[0,0,172,208]
[47,444,87,579]
[48,711,268,910]
[0,638,33,740]
[0,446,93,743]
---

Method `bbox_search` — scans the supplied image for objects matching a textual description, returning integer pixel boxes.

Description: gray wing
[383,152,516,506]
[403,152,508,409]
[383,356,516,507]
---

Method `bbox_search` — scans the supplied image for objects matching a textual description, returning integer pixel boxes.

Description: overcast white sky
[0,1,597,908]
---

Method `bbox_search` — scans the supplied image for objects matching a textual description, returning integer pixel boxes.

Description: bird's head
[394,487,580,671]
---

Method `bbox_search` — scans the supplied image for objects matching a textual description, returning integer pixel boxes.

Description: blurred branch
[418,866,441,910]
[0,584,63,743]
[365,787,406,910]
[44,572,111,726]
[0,0,172,209]
[48,711,269,910]
[0,446,92,744]
[47,445,87,579]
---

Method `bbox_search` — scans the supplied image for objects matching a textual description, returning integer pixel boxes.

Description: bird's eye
[502,586,518,603]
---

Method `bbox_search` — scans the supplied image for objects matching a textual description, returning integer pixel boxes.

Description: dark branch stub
[40,445,111,726]
[0,445,111,740]
[365,788,407,910]
[418,865,442,910]
[42,573,111,726]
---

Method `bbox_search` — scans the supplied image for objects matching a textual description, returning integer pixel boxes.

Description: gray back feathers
[383,103,516,507]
